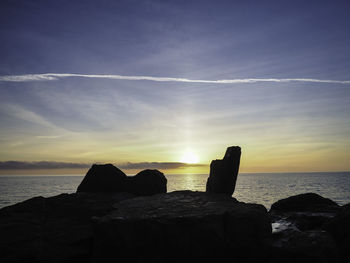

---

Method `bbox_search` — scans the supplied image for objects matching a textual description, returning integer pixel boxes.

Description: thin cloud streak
[0,73,350,84]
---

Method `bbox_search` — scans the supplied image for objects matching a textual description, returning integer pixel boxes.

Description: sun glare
[180,149,199,164]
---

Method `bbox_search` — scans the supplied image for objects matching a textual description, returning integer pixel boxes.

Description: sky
[0,0,350,174]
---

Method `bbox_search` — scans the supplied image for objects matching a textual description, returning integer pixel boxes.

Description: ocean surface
[0,172,349,209]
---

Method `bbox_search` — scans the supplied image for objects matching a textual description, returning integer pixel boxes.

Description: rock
[326,203,350,263]
[270,193,340,213]
[92,190,271,263]
[77,165,167,196]
[77,164,127,193]
[0,192,135,263]
[285,212,337,232]
[269,229,339,263]
[126,169,167,196]
[206,146,241,195]
[268,194,343,262]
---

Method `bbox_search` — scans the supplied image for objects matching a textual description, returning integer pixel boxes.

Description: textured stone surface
[269,193,345,263]
[269,229,339,263]
[0,192,135,263]
[326,203,350,263]
[206,146,241,195]
[1,190,347,263]
[92,190,271,263]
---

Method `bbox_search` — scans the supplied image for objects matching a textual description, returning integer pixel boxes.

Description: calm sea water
[0,172,349,209]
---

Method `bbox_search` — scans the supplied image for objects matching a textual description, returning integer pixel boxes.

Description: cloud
[0,73,349,84]
[0,161,206,170]
[119,162,206,170]
[36,135,62,139]
[0,161,91,170]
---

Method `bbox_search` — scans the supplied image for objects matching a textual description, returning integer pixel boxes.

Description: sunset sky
[0,0,350,174]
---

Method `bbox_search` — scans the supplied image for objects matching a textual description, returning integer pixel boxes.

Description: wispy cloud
[36,135,62,139]
[0,73,349,84]
[0,161,206,170]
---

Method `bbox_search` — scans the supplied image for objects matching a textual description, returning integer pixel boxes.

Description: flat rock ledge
[92,191,271,262]
[0,191,271,263]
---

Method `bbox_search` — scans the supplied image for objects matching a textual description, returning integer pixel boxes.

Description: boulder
[268,193,343,262]
[270,193,340,213]
[92,190,271,263]
[126,169,167,196]
[77,165,168,196]
[206,146,241,195]
[0,192,135,263]
[77,164,127,193]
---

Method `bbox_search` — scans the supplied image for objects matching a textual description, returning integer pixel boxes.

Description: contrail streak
[0,73,349,84]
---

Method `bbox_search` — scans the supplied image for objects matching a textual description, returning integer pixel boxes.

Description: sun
[180,149,199,164]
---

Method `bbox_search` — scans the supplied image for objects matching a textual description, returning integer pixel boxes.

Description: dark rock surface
[0,192,135,263]
[269,193,340,235]
[270,193,340,213]
[125,169,167,196]
[269,229,339,263]
[77,164,127,193]
[1,188,348,263]
[269,193,346,263]
[77,164,167,196]
[0,190,271,263]
[326,203,350,263]
[92,190,271,263]
[206,146,241,195]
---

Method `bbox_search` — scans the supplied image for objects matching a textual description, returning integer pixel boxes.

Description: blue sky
[0,0,349,173]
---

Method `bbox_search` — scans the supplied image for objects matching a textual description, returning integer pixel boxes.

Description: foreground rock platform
[0,191,271,263]
[93,191,271,262]
[1,191,349,263]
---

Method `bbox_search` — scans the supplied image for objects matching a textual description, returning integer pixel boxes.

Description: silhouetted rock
[206,146,241,195]
[0,192,135,263]
[270,193,340,238]
[126,169,167,196]
[269,193,343,262]
[270,193,340,213]
[77,165,167,196]
[92,190,271,263]
[326,203,350,263]
[77,164,127,193]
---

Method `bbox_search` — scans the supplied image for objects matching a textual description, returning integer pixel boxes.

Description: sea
[0,172,349,209]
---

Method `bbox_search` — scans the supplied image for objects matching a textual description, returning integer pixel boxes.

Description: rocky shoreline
[0,147,349,263]
[1,190,349,263]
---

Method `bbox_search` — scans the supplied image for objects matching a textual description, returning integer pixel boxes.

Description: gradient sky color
[0,0,350,174]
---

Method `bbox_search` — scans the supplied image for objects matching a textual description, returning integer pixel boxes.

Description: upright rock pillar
[206,146,241,195]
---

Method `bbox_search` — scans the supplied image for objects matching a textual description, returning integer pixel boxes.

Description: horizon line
[0,73,350,85]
